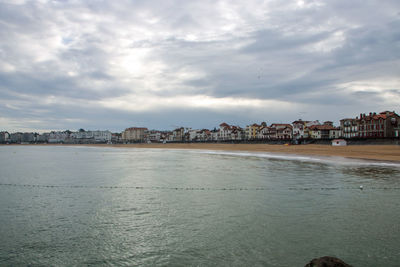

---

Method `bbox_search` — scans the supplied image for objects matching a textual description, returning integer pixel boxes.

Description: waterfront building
[22,132,36,143]
[230,126,245,141]
[148,131,162,143]
[292,120,307,140]
[111,133,122,143]
[245,123,260,140]
[48,131,70,143]
[171,128,184,142]
[0,131,10,143]
[308,124,337,139]
[329,127,342,139]
[92,131,112,142]
[37,133,50,143]
[187,129,197,141]
[340,118,359,138]
[245,123,267,140]
[219,123,232,141]
[217,123,244,141]
[122,127,148,142]
[257,126,267,140]
[70,130,112,142]
[303,120,321,139]
[210,129,219,141]
[270,124,293,140]
[10,132,23,143]
[293,120,322,139]
[191,129,212,142]
[358,111,400,138]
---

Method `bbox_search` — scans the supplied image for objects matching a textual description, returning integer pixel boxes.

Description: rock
[304,256,352,267]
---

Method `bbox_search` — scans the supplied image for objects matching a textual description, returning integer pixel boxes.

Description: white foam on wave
[193,150,400,168]
[65,145,400,168]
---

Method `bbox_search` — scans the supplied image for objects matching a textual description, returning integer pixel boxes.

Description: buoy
[360,185,363,190]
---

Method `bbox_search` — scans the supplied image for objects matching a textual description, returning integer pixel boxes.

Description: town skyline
[1,1,399,133]
[0,109,396,134]
[2,110,399,144]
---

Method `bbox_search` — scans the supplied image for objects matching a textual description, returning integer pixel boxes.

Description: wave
[42,145,400,168]
[194,150,400,168]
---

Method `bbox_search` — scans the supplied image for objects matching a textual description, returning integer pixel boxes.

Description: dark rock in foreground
[304,256,352,267]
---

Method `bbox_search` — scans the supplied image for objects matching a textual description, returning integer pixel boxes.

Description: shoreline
[3,143,400,162]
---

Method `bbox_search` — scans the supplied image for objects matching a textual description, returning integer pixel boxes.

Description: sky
[0,0,399,132]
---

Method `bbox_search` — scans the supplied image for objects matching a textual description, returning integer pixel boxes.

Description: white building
[218,123,232,140]
[92,131,112,142]
[70,130,112,143]
[48,131,70,143]
[270,124,293,140]
[292,120,307,139]
[340,118,359,138]
[187,129,211,142]
[329,128,342,139]
[210,130,219,141]
[148,131,161,143]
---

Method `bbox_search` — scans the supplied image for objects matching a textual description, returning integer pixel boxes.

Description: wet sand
[84,143,400,162]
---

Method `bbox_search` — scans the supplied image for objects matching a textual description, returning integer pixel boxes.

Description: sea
[0,145,399,266]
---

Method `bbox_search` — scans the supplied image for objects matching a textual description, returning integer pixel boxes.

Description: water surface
[0,145,399,266]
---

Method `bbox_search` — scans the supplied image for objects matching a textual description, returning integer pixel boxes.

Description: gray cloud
[0,0,399,132]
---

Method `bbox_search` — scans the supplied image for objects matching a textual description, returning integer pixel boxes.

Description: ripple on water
[0,146,399,267]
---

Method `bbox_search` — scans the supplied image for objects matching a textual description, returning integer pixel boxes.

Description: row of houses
[0,130,119,144]
[119,121,338,143]
[1,110,399,144]
[340,111,400,139]
[119,111,400,143]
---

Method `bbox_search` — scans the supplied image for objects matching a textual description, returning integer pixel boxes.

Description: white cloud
[0,0,399,131]
[97,94,299,113]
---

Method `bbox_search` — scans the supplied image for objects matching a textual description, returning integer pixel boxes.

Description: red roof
[309,125,336,130]
[271,124,292,128]
[358,111,399,121]
[292,120,310,124]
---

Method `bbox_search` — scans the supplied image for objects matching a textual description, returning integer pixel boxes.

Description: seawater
[0,145,399,266]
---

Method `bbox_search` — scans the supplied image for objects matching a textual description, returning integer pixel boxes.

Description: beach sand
[82,143,400,162]
[5,143,400,162]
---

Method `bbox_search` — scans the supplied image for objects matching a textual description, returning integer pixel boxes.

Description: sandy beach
[66,143,400,162]
[4,143,400,162]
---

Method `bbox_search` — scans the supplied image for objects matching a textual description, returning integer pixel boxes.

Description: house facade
[0,131,10,143]
[358,111,400,138]
[292,120,306,140]
[230,126,245,140]
[48,131,70,143]
[293,120,321,139]
[218,123,231,140]
[308,125,337,139]
[71,130,112,143]
[340,118,359,138]
[122,127,148,142]
[270,124,293,140]
[245,123,260,140]
[171,128,184,142]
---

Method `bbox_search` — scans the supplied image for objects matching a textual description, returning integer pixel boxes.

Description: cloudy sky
[0,0,399,132]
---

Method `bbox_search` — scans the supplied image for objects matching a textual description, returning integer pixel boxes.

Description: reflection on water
[0,146,399,267]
